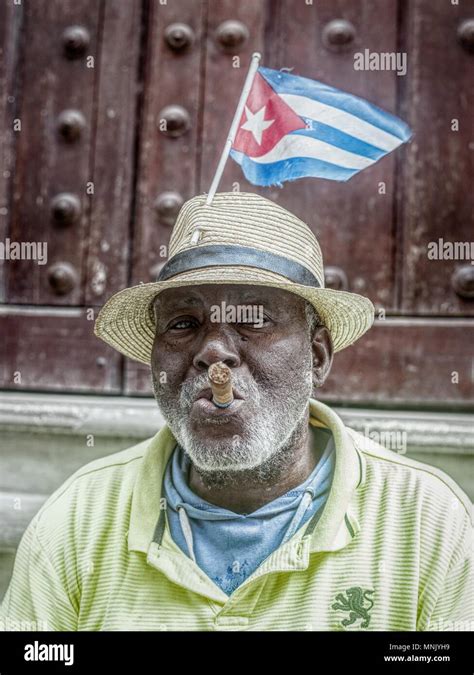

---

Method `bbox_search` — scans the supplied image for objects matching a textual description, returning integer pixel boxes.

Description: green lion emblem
[331,586,375,628]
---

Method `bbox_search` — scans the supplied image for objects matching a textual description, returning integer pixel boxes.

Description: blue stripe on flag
[259,66,412,142]
[293,122,387,161]
[229,148,358,186]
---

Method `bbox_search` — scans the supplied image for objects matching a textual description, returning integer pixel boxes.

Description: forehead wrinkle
[155,292,203,312]
[231,292,276,309]
[238,290,303,320]
[154,286,303,319]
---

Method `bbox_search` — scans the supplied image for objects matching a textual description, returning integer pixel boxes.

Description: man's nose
[192,327,240,371]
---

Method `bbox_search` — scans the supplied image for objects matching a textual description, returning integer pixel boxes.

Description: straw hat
[94,192,374,363]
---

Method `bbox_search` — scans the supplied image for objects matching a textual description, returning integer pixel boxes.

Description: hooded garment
[163,426,336,595]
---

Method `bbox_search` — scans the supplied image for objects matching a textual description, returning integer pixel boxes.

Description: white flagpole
[205,52,262,206]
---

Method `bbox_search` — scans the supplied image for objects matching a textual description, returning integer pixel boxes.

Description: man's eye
[169,319,197,330]
[238,317,270,330]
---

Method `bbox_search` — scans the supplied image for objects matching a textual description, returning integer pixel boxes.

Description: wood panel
[84,0,142,305]
[199,0,268,196]
[0,307,121,393]
[275,0,400,311]
[6,0,101,305]
[399,0,474,315]
[123,319,474,408]
[0,0,23,303]
[125,360,153,396]
[125,0,207,392]
[130,0,206,286]
[322,318,474,407]
[0,0,472,403]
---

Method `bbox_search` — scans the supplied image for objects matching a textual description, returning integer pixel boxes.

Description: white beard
[154,356,313,474]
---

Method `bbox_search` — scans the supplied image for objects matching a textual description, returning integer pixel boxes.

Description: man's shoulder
[33,436,156,532]
[346,426,473,525]
[67,437,151,480]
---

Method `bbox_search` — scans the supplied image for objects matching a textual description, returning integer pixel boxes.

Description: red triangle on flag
[232,72,306,158]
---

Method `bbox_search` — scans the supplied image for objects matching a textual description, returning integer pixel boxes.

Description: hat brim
[94,266,375,364]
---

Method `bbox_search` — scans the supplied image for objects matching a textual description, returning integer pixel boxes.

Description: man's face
[151,284,326,474]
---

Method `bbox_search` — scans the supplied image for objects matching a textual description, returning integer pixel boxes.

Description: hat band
[156,244,321,288]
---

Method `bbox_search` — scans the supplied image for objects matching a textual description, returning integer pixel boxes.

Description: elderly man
[1,192,472,631]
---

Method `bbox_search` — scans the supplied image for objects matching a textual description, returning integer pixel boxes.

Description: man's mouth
[194,387,244,404]
[191,387,245,418]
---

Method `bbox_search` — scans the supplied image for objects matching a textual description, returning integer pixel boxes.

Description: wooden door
[1,0,473,407]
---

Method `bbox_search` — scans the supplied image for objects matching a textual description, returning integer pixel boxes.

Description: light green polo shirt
[1,399,472,631]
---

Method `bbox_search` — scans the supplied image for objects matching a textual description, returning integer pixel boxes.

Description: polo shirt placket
[138,403,364,630]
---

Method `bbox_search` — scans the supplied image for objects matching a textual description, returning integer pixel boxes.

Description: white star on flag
[240,104,274,145]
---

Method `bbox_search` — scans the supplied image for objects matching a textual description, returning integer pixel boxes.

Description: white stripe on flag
[281,94,402,152]
[252,134,374,170]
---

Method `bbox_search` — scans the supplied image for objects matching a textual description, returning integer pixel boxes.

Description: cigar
[208,362,234,408]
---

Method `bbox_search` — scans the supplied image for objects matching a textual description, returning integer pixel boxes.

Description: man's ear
[311,326,334,391]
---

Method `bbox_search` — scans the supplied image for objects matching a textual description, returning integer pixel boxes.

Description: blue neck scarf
[163,428,335,595]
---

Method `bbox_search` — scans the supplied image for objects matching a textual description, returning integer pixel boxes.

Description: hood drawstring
[178,506,197,563]
[280,487,315,546]
[176,487,315,564]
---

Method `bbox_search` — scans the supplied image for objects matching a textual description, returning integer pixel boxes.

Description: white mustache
[179,371,260,410]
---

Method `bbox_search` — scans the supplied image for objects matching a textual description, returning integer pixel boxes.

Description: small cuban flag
[228,64,412,187]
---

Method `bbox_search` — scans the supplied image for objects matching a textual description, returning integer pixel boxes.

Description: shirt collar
[305,400,365,551]
[127,398,366,555]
